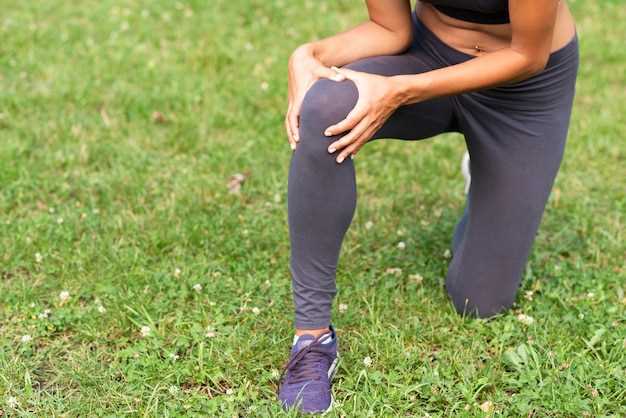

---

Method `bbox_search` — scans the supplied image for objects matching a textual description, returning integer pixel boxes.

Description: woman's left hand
[323,67,404,163]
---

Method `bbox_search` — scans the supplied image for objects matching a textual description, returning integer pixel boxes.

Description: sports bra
[421,0,510,24]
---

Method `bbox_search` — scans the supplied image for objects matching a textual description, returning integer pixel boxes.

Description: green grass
[1,0,625,416]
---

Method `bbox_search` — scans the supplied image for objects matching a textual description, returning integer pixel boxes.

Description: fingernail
[350,154,354,159]
[324,130,331,136]
[328,147,336,153]
[337,156,344,163]
[290,143,296,150]
[294,134,299,142]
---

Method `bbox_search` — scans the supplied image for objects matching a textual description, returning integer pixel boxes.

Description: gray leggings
[288,16,579,329]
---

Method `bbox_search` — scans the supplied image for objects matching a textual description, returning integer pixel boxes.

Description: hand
[286,45,345,150]
[323,67,404,163]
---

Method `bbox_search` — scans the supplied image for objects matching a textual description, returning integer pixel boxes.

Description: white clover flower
[396,229,405,236]
[97,305,106,313]
[338,303,348,313]
[192,283,203,293]
[206,327,217,338]
[140,326,151,337]
[20,335,32,343]
[6,396,19,408]
[169,352,179,361]
[173,268,181,278]
[59,290,70,302]
[56,217,64,224]
[385,267,402,276]
[365,221,374,230]
[443,249,451,258]
[260,81,269,91]
[168,385,179,395]
[226,388,234,396]
[251,307,261,315]
[35,252,43,263]
[409,273,423,284]
[517,313,535,325]
[38,309,51,319]
[271,369,280,379]
[397,241,406,250]
[363,356,373,367]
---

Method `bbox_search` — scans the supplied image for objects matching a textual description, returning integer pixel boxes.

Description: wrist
[390,74,431,106]
[302,41,333,66]
[291,43,315,61]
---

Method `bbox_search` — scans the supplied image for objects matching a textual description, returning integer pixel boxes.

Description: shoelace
[278,333,334,388]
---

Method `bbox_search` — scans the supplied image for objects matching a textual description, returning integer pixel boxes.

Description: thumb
[331,66,360,80]
[316,65,346,82]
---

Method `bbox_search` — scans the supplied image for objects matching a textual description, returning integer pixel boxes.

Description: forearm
[305,20,412,67]
[392,47,547,105]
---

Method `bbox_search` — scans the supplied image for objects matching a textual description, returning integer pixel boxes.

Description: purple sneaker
[277,327,339,414]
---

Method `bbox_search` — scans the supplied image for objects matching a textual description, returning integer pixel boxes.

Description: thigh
[446,89,576,316]
[341,51,458,142]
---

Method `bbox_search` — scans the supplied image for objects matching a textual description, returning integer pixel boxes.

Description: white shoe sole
[320,355,340,415]
[461,151,471,195]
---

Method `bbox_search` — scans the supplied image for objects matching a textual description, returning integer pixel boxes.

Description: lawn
[1,0,625,416]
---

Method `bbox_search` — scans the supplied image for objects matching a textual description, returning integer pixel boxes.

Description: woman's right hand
[286,44,344,150]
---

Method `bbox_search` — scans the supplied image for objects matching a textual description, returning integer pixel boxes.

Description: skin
[287,0,576,337]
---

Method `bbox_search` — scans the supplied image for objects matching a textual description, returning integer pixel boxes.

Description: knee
[292,79,359,168]
[298,78,358,140]
[445,275,517,319]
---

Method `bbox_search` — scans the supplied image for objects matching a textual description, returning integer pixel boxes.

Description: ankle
[295,328,330,338]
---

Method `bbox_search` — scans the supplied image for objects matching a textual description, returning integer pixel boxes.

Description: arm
[306,0,413,67]
[326,0,561,162]
[393,0,560,104]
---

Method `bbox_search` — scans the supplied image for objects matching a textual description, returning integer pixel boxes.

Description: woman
[279,0,578,413]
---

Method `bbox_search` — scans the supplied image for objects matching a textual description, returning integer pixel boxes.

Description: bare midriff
[417,1,576,57]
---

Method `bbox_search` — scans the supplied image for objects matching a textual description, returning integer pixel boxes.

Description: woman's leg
[445,42,579,317]
[288,52,457,330]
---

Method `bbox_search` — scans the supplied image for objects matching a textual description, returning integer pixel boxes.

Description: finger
[288,101,302,142]
[316,66,346,82]
[284,117,296,150]
[336,127,375,163]
[285,119,296,151]
[327,117,370,153]
[332,66,361,81]
[324,104,368,137]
